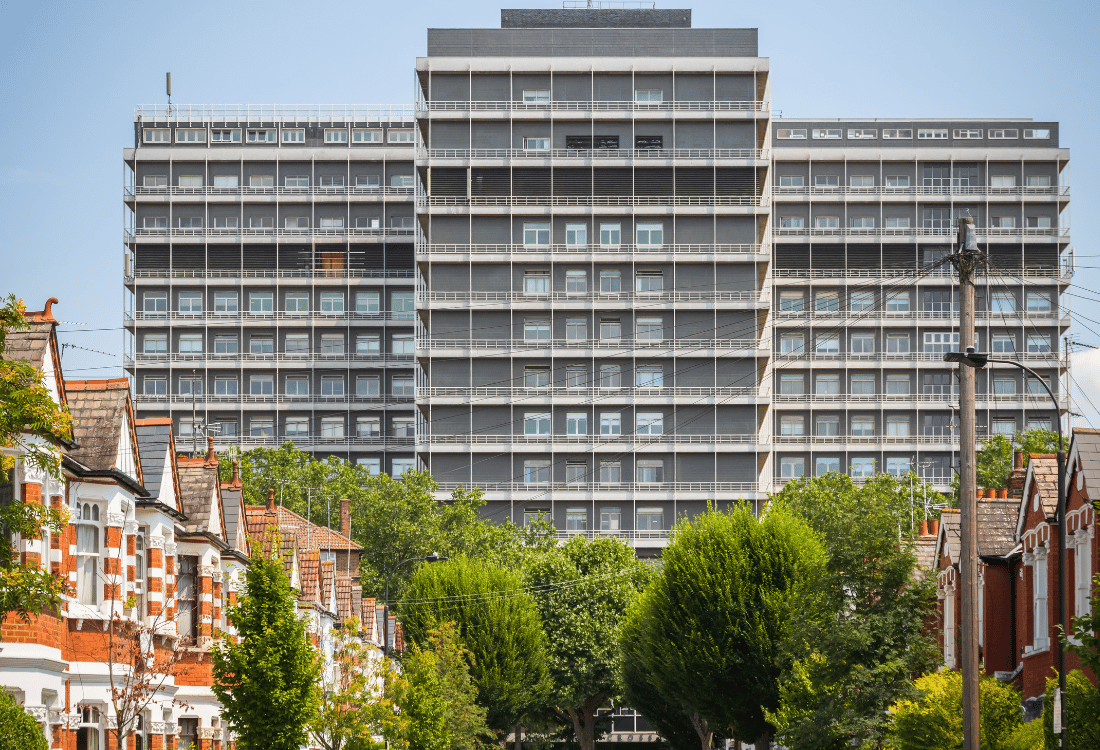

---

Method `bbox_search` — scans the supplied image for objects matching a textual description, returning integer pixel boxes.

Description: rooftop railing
[771,267,1067,279]
[418,100,768,112]
[417,337,765,351]
[135,104,416,123]
[417,242,767,256]
[421,148,768,160]
[127,310,414,323]
[417,386,759,399]
[126,186,414,198]
[433,481,761,494]
[773,227,1068,239]
[127,227,415,241]
[420,195,766,207]
[420,434,758,445]
[772,185,1069,197]
[134,393,413,405]
[419,290,763,304]
[125,353,416,367]
[126,269,414,280]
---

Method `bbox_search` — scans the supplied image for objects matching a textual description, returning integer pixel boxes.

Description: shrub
[1041,671,1100,750]
[1002,719,1043,750]
[0,688,47,750]
[889,670,1021,750]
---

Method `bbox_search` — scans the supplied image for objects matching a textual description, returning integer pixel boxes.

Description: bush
[1002,719,1043,750]
[889,670,1021,750]
[0,689,47,750]
[1041,671,1100,750]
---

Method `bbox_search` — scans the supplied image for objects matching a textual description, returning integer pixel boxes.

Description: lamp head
[424,552,449,564]
[943,346,988,368]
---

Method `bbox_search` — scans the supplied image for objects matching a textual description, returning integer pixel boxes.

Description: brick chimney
[340,498,351,538]
[267,488,276,512]
[1007,450,1028,500]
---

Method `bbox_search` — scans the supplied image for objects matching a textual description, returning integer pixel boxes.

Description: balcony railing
[420,195,766,207]
[125,186,414,198]
[555,530,670,545]
[771,267,1068,280]
[125,353,415,366]
[126,227,415,241]
[773,309,1068,322]
[772,185,1069,198]
[417,242,768,257]
[773,435,959,445]
[135,393,413,405]
[417,337,765,352]
[772,351,1061,363]
[417,100,768,113]
[199,435,415,449]
[126,269,414,280]
[773,393,1069,406]
[433,481,761,494]
[420,434,758,445]
[773,227,1068,239]
[417,386,759,399]
[419,290,763,304]
[127,311,414,324]
[421,148,768,160]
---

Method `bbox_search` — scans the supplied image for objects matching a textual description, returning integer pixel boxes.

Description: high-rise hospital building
[124,7,1071,554]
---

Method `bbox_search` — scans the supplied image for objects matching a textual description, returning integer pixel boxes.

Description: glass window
[178,334,202,354]
[250,418,274,437]
[391,334,414,354]
[356,335,380,354]
[352,128,381,143]
[886,175,911,187]
[178,292,203,313]
[214,335,237,354]
[600,223,621,247]
[885,292,910,312]
[387,130,415,143]
[392,377,415,397]
[392,418,415,438]
[850,334,874,354]
[285,334,309,354]
[391,459,415,477]
[1027,419,1052,432]
[780,416,804,436]
[321,335,344,354]
[635,89,663,102]
[1027,377,1051,395]
[779,217,804,228]
[851,417,875,437]
[599,461,621,484]
[523,272,550,294]
[991,419,1016,436]
[918,129,948,140]
[523,89,550,102]
[566,507,588,531]
[246,128,276,143]
[320,292,344,313]
[566,365,587,388]
[524,412,551,435]
[851,375,875,394]
[850,292,874,311]
[886,334,910,353]
[850,457,876,478]
[848,129,877,140]
[75,510,100,605]
[1023,129,1051,139]
[886,417,910,436]
[600,319,622,341]
[566,318,587,340]
[815,375,840,395]
[524,367,550,388]
[812,129,842,140]
[815,292,839,312]
[356,376,380,397]
[566,223,587,247]
[321,376,344,396]
[779,375,804,395]
[885,216,911,228]
[636,413,664,435]
[816,416,840,436]
[991,292,1016,312]
[1026,334,1051,353]
[636,272,664,293]
[850,216,875,228]
[776,129,807,139]
[285,418,309,438]
[250,336,273,354]
[636,223,663,246]
[524,460,550,483]
[601,507,621,532]
[321,417,344,439]
[815,335,839,354]
[992,334,1015,353]
[391,292,415,318]
[814,175,840,188]
[356,292,381,313]
[600,413,621,435]
[1027,293,1051,312]
[524,320,551,340]
[780,292,804,312]
[357,418,380,437]
[324,129,348,143]
[143,292,167,313]
[285,292,309,312]
[565,270,587,293]
[815,216,839,228]
[637,460,664,483]
[780,335,803,354]
[992,378,1016,395]
[924,332,960,354]
[886,375,910,395]
[523,222,551,246]
[636,317,663,340]
[567,413,588,435]
[781,457,805,478]
[778,175,805,187]
[816,457,840,476]
[250,375,273,396]
[143,335,167,354]
[143,377,167,396]
[599,270,621,293]
[523,136,550,150]
[566,464,586,484]
[249,292,273,313]
[989,129,1019,139]
[850,174,875,187]
[178,377,202,396]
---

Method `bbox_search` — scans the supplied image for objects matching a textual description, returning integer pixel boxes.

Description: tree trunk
[754,729,772,750]
[689,712,712,750]
[513,723,523,750]
[565,694,607,750]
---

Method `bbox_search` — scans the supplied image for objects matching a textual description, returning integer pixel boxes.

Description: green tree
[622,503,826,749]
[396,622,489,750]
[1041,671,1100,750]
[768,473,940,750]
[310,617,402,750]
[975,429,1063,491]
[1062,572,1100,678]
[213,552,321,750]
[400,555,549,736]
[888,670,1021,750]
[525,536,651,750]
[0,686,47,750]
[0,295,71,631]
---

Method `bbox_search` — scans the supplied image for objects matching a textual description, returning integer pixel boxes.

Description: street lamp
[944,347,1067,746]
[381,553,449,657]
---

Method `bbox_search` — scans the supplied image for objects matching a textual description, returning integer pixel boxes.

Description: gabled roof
[4,298,66,411]
[242,502,362,553]
[1067,427,1100,500]
[977,498,1020,557]
[220,463,248,555]
[176,438,225,538]
[910,536,938,580]
[65,378,142,486]
[135,418,180,509]
[935,509,962,567]
[1016,454,1060,538]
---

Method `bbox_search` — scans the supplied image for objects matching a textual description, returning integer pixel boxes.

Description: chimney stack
[267,487,276,512]
[340,498,351,538]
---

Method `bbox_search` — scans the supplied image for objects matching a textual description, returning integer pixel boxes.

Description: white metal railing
[772,185,1069,197]
[417,338,765,351]
[135,393,412,404]
[773,309,1068,321]
[555,530,670,545]
[126,185,414,198]
[127,311,415,323]
[135,104,416,122]
[771,267,1066,280]
[417,100,768,112]
[125,269,414,280]
[421,434,758,445]
[420,195,766,207]
[127,228,415,240]
[420,148,768,160]
[773,393,1069,406]
[772,351,1062,363]
[419,290,762,304]
[417,386,759,399]
[198,435,415,449]
[417,243,767,256]
[773,227,1068,239]
[433,481,760,493]
[772,436,959,445]
[125,353,415,366]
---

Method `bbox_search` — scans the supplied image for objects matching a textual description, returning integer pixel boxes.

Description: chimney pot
[931,518,940,536]
[919,519,929,537]
[998,488,1008,499]
[205,436,217,468]
[267,487,276,512]
[1014,450,1024,470]
[340,498,351,538]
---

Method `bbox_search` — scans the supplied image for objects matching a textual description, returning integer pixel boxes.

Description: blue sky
[2,0,1098,425]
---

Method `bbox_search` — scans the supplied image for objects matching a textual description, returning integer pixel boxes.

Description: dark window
[566,135,620,150]
[177,556,198,643]
[179,718,199,750]
[634,135,663,150]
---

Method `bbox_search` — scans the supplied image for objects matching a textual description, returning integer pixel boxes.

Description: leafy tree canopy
[0,686,48,750]
[400,555,549,736]
[888,671,1021,750]
[976,428,1063,491]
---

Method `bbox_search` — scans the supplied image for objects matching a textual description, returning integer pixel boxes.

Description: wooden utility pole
[954,216,980,750]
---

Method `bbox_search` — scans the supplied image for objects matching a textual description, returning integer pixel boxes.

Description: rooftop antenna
[166,72,172,116]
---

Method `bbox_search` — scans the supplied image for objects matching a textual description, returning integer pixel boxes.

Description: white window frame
[352,129,382,143]
[387,129,415,143]
[1024,129,1051,139]
[776,128,807,140]
[523,222,551,246]
[812,129,842,139]
[882,129,913,140]
[953,129,982,139]
[324,129,348,143]
[780,457,805,478]
[988,129,1019,139]
[917,129,948,140]
[847,129,877,140]
[143,128,171,143]
[246,129,276,143]
[211,129,241,143]
[523,136,550,150]
[175,128,206,143]
[282,128,305,143]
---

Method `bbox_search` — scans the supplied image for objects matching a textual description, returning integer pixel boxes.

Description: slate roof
[135,419,173,499]
[910,537,938,580]
[5,320,52,370]
[1071,428,1100,497]
[938,509,962,565]
[1029,454,1060,518]
[976,498,1020,557]
[65,379,138,478]
[176,453,221,535]
[242,503,362,553]
[300,549,321,602]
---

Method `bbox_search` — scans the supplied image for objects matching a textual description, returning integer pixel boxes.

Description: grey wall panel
[430,362,470,388]
[674,122,713,149]
[675,311,715,339]
[430,454,471,481]
[429,217,470,244]
[471,264,510,291]
[471,74,510,100]
[470,311,510,339]
[472,358,510,386]
[716,405,756,433]
[715,217,757,244]
[714,264,756,292]
[593,74,632,101]
[714,74,754,101]
[430,312,472,338]
[678,454,715,482]
[432,407,470,435]
[675,406,713,435]
[472,122,511,148]
[675,217,713,243]
[471,217,510,243]
[472,406,511,435]
[512,74,552,99]
[715,453,755,482]
[715,358,756,387]
[714,121,756,149]
[429,74,470,102]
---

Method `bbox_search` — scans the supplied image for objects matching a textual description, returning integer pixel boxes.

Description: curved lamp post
[945,346,1066,747]
[382,552,448,657]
